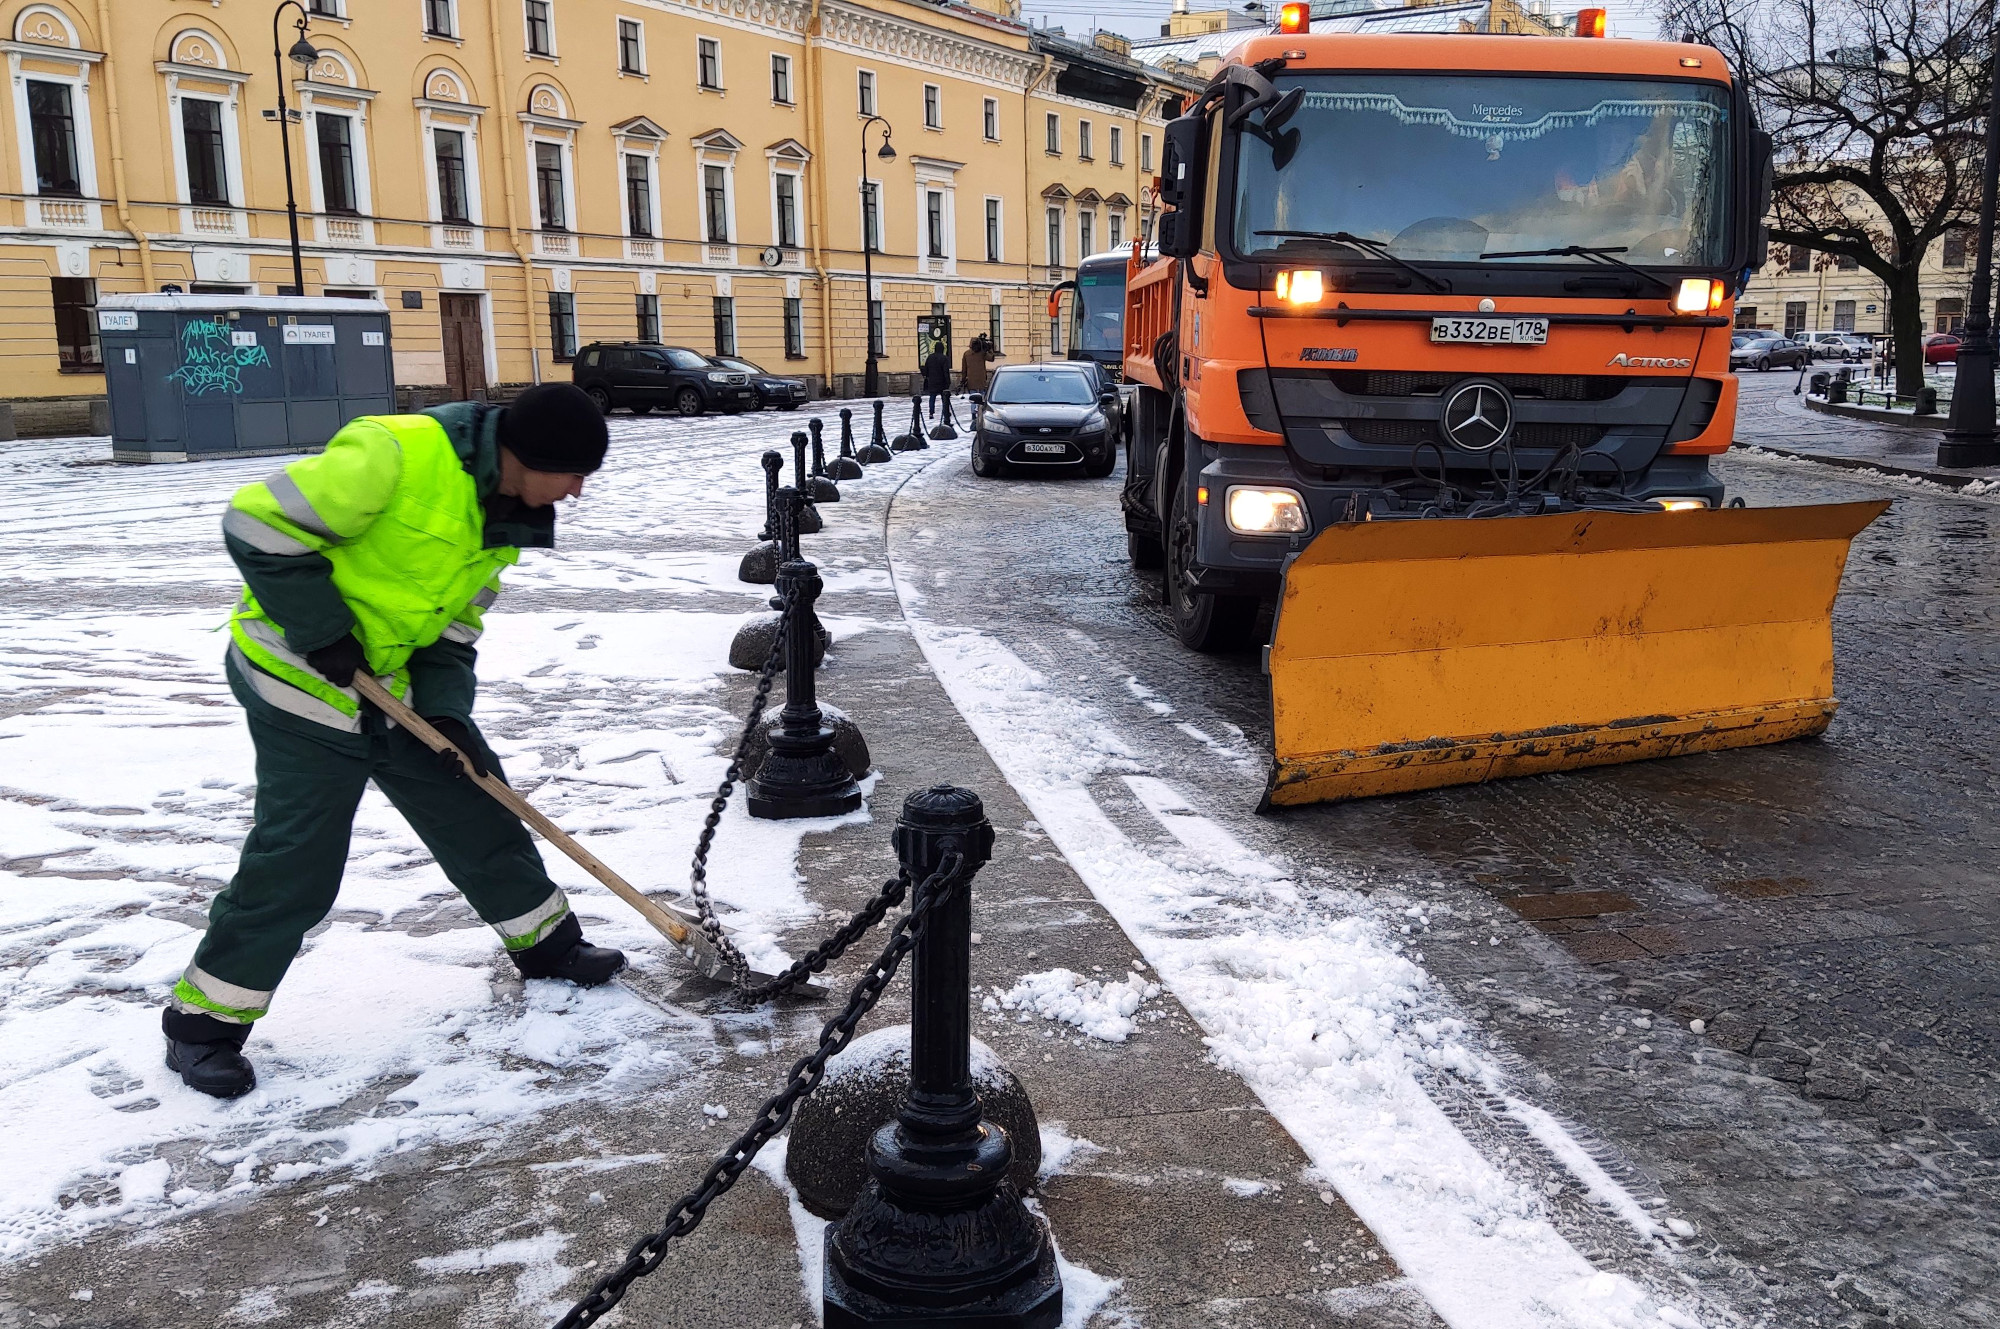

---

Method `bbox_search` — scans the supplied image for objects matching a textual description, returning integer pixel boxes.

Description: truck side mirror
[1158,115,1203,212]
[1157,211,1196,261]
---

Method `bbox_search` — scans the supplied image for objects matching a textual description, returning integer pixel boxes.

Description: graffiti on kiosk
[167,321,271,395]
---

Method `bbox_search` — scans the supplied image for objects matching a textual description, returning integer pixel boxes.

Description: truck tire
[1166,486,1257,652]
[1127,530,1164,570]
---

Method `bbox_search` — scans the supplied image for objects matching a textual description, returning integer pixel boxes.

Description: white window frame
[616,16,646,76]
[1079,208,1095,259]
[1140,132,1153,173]
[696,36,723,91]
[525,131,577,238]
[982,96,998,141]
[923,82,941,130]
[860,179,882,255]
[10,48,104,231]
[167,83,248,234]
[693,133,741,262]
[770,162,803,250]
[913,158,959,275]
[771,52,792,105]
[421,0,459,39]
[983,195,1003,264]
[1046,204,1063,266]
[857,68,876,117]
[1079,119,1092,161]
[1109,125,1122,166]
[619,140,662,251]
[307,0,345,18]
[522,0,557,57]
[1109,209,1123,249]
[1045,111,1059,155]
[297,70,377,245]
[420,111,485,247]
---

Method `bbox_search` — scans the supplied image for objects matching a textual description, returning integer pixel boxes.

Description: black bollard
[806,417,841,502]
[737,450,785,585]
[891,395,922,452]
[927,394,957,442]
[731,484,831,671]
[857,400,893,464]
[747,494,863,820]
[823,786,1060,1327]
[788,432,825,535]
[829,407,865,480]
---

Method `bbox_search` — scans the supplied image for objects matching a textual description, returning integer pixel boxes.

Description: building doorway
[440,293,487,400]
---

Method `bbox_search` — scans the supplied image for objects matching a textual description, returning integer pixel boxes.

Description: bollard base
[729,614,829,672]
[823,1242,1061,1329]
[829,456,865,480]
[857,444,893,464]
[738,541,779,585]
[926,425,956,441]
[746,736,863,819]
[743,703,871,784]
[808,476,842,502]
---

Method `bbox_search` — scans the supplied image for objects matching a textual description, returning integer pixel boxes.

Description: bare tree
[1662,0,1992,393]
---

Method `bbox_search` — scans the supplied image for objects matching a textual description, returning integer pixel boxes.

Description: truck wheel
[1167,497,1257,652]
[1127,530,1164,570]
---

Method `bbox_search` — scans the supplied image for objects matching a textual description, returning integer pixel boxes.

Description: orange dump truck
[1118,25,1886,809]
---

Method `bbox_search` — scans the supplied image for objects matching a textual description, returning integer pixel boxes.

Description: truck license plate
[1430,317,1549,345]
[1023,442,1068,454]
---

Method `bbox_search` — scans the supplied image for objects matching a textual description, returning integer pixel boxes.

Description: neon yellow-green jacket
[221,404,549,733]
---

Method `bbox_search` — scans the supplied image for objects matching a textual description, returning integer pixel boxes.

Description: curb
[1800,393,1947,431]
[1733,441,1991,491]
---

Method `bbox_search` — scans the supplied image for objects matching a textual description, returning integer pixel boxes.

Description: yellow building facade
[0,0,1194,421]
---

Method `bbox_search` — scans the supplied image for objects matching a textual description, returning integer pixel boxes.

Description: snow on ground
[886,455,1706,1329]
[982,967,1161,1041]
[0,413,909,1257]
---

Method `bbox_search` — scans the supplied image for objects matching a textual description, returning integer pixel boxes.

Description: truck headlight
[1226,486,1309,535]
[1674,278,1726,314]
[1653,496,1711,511]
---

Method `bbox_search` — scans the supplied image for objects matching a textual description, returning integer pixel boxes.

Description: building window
[26,81,81,196]
[1140,132,1153,173]
[181,98,230,206]
[548,291,576,359]
[1786,245,1811,273]
[618,19,644,73]
[926,190,946,258]
[1943,230,1968,269]
[524,0,553,55]
[703,164,730,241]
[315,112,358,214]
[424,0,456,37]
[985,197,1001,263]
[625,153,653,236]
[1936,297,1965,333]
[857,69,876,116]
[1109,211,1123,248]
[776,173,799,248]
[697,37,722,90]
[784,296,804,358]
[713,295,736,355]
[1079,120,1093,161]
[1836,253,1859,271]
[1079,210,1094,258]
[1046,206,1062,265]
[1833,299,1855,332]
[637,292,660,341]
[983,97,998,141]
[772,54,792,104]
[1783,300,1806,335]
[434,128,470,222]
[1734,304,1757,329]
[988,304,1002,352]
[924,83,942,129]
[1045,112,1060,154]
[862,180,881,253]
[52,277,100,371]
[308,0,341,15]
[1110,126,1122,166]
[535,141,566,228]
[868,298,884,356]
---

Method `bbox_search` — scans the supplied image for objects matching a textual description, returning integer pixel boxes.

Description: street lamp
[860,116,895,397]
[271,3,318,297]
[1940,35,2000,466]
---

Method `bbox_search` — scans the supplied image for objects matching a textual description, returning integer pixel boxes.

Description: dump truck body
[1121,30,1883,805]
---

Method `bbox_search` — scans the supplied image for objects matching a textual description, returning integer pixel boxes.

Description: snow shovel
[351,673,800,991]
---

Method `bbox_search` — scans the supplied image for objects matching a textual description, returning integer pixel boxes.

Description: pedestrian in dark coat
[961,336,1001,396]
[922,346,951,418]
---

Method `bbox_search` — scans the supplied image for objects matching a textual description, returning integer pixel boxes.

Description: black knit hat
[499,383,610,475]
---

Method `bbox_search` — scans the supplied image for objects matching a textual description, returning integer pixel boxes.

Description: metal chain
[733,867,910,1003]
[553,853,967,1329]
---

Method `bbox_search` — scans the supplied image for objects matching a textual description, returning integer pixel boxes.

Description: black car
[712,356,810,410]
[969,364,1120,478]
[571,342,757,416]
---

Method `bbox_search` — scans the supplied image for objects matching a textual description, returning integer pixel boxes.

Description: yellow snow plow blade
[1262,500,1888,809]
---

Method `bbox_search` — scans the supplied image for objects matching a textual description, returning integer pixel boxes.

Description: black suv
[711,356,811,410]
[571,343,757,416]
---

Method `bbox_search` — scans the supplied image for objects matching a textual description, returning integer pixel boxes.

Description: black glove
[304,633,366,688]
[424,716,491,780]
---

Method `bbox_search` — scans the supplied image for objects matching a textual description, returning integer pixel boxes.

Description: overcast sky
[1016,0,1667,46]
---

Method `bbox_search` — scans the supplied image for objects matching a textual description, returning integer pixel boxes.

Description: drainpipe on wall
[94,0,156,291]
[487,0,543,385]
[1023,52,1053,358]
[804,0,836,392]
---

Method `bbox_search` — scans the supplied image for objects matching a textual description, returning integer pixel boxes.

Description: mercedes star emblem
[1439,380,1513,452]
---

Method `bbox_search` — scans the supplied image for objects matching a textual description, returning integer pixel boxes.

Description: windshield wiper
[1255,229,1453,294]
[1477,244,1674,295]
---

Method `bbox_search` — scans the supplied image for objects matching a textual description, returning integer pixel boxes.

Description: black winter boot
[510,913,626,987]
[163,1007,257,1099]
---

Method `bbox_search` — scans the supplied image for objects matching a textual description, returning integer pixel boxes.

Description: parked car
[1729,336,1811,371]
[969,364,1120,478]
[711,355,810,410]
[1803,331,1869,361]
[1053,357,1128,445]
[571,342,756,415]
[1925,333,1962,365]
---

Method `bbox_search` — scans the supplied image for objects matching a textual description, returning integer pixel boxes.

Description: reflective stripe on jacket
[226,414,515,728]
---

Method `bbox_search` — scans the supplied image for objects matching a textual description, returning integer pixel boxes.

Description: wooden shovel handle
[351,673,694,948]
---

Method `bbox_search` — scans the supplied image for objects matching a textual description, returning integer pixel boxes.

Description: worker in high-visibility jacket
[164,384,622,1099]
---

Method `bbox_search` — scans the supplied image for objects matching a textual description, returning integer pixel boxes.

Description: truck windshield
[1072,266,1127,354]
[1233,74,1732,269]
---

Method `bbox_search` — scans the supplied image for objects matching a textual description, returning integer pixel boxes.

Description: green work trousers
[177,711,568,1022]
